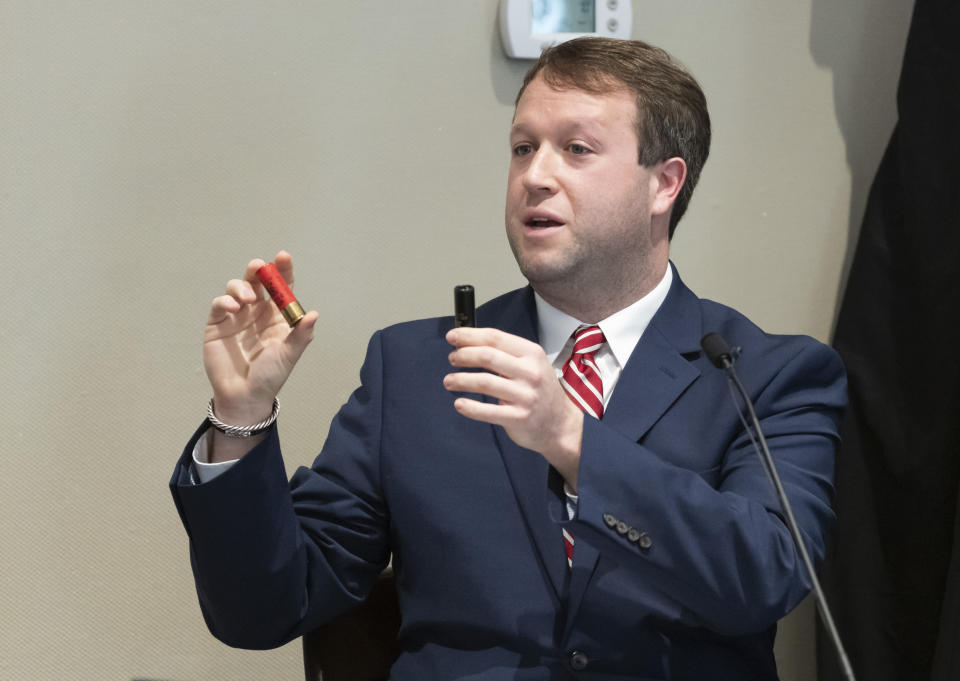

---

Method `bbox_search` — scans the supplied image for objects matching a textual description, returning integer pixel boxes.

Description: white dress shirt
[536,266,673,514]
[537,265,673,406]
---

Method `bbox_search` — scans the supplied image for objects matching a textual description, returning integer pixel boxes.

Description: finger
[224,278,258,303]
[448,345,529,379]
[443,371,532,404]
[451,396,525,426]
[446,327,539,356]
[274,250,295,288]
[208,294,241,324]
[243,258,269,295]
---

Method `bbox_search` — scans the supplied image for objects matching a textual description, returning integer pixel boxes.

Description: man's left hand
[443,327,584,490]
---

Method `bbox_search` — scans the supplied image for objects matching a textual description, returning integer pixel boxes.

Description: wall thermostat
[500,0,633,59]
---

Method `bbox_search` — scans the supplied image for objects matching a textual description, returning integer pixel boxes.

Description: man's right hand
[202,250,318,462]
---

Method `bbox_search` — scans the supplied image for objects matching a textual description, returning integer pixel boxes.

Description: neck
[534,260,669,324]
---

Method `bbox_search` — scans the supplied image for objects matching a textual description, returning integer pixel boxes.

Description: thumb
[283,310,319,364]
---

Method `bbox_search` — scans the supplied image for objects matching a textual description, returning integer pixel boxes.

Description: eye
[512,143,534,157]
[569,143,591,155]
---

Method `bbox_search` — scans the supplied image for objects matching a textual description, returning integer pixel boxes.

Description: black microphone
[700,332,737,369]
[454,285,475,328]
[700,333,857,681]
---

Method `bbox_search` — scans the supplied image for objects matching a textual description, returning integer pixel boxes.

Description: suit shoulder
[696,296,843,375]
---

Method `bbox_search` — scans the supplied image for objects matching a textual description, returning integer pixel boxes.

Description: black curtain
[817,1,960,680]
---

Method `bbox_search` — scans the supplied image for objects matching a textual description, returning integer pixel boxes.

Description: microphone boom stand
[701,333,857,681]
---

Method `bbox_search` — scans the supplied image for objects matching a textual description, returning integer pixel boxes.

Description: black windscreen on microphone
[454,285,476,328]
[700,332,734,369]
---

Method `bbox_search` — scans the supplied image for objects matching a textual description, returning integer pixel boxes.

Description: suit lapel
[492,429,569,603]
[485,288,569,602]
[485,270,707,614]
[564,265,705,631]
[604,264,704,439]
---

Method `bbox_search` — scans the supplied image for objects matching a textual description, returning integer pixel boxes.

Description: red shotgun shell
[256,262,305,326]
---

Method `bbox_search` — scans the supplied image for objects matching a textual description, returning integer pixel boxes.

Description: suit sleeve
[169,331,391,649]
[568,339,846,636]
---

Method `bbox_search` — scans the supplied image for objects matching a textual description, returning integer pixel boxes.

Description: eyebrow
[509,119,605,139]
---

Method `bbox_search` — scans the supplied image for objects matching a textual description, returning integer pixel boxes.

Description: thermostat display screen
[531,0,595,34]
[500,0,631,59]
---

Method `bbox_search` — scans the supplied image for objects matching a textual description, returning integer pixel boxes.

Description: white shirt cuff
[564,482,579,520]
[191,429,239,484]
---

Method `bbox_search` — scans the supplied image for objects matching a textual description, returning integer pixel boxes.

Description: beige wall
[0,2,912,679]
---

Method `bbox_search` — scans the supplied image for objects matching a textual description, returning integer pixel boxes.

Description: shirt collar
[535,264,673,368]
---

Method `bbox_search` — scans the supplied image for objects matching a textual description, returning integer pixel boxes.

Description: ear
[650,157,687,218]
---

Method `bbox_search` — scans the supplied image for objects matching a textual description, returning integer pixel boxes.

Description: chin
[517,259,574,288]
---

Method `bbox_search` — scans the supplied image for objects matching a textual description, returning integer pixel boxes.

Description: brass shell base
[281,300,305,326]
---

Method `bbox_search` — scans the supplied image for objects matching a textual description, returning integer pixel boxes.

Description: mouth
[524,214,565,230]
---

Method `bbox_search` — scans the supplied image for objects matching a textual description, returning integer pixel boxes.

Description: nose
[521,146,559,194]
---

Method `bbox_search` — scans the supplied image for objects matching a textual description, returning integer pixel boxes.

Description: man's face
[505,76,663,302]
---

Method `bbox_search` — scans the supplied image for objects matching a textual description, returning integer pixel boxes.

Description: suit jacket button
[637,532,652,549]
[569,650,589,671]
[615,520,629,535]
[603,513,617,528]
[627,527,641,542]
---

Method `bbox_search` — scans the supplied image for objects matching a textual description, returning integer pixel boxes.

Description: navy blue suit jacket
[171,266,846,680]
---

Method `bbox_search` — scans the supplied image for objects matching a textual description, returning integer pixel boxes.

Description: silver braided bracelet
[206,397,279,438]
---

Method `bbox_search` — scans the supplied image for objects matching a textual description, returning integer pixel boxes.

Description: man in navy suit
[171,38,845,679]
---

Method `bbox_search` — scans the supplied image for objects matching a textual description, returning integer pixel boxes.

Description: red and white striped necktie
[559,325,606,567]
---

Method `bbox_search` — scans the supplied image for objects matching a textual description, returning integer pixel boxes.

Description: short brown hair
[517,38,710,238]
